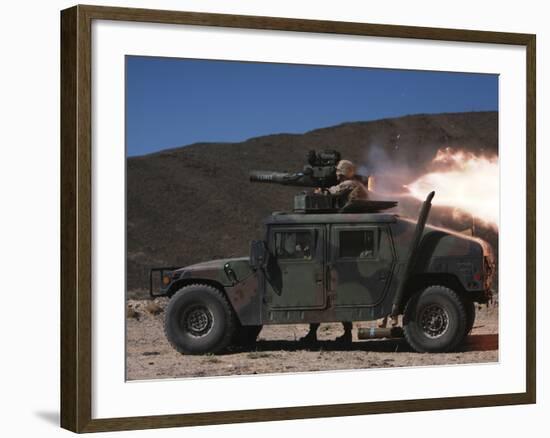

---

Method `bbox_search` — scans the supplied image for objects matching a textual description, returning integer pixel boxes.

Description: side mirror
[250,240,269,270]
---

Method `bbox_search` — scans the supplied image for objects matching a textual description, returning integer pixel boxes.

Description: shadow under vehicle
[151,151,495,355]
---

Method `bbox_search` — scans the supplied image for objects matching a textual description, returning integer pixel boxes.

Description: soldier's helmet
[336,160,356,179]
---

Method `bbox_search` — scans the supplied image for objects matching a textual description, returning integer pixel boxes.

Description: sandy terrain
[126,297,498,381]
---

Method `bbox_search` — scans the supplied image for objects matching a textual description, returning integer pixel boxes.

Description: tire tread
[164,283,237,354]
[403,284,467,353]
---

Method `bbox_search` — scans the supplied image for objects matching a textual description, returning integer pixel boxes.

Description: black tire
[464,299,476,336]
[233,325,263,346]
[403,285,467,353]
[164,283,236,355]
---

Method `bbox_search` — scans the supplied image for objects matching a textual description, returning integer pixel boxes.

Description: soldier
[317,159,369,209]
[301,321,352,344]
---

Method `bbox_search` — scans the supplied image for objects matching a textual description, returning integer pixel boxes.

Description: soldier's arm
[328,180,353,196]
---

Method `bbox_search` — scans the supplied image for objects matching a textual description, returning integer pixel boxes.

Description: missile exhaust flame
[404,148,499,229]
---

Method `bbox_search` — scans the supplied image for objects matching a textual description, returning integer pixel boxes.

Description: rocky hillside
[127,111,498,295]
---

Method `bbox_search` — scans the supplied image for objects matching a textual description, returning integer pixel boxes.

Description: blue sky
[126,56,498,157]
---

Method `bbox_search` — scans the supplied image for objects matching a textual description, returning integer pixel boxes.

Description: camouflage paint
[159,213,493,327]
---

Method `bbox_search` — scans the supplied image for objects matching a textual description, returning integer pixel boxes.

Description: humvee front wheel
[403,285,467,353]
[164,284,236,355]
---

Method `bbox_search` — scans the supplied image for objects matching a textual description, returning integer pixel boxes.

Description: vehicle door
[265,226,326,309]
[330,225,395,307]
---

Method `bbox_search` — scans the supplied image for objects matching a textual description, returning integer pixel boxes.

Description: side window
[339,230,375,258]
[274,231,313,260]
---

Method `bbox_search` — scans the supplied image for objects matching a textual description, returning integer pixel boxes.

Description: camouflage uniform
[328,159,369,209]
[328,177,369,207]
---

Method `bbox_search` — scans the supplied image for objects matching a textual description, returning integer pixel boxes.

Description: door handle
[378,270,388,281]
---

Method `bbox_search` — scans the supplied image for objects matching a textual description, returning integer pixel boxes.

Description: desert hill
[127,111,498,295]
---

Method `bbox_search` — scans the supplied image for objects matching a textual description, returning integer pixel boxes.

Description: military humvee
[150,151,494,355]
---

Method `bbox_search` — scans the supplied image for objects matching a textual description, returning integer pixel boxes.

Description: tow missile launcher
[249,149,397,213]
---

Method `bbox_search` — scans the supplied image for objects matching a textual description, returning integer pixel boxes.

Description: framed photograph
[60,4,536,433]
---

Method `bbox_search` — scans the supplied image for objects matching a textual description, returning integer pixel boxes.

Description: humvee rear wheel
[403,285,467,353]
[164,284,236,355]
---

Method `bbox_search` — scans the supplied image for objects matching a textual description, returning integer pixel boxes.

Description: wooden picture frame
[60,4,536,433]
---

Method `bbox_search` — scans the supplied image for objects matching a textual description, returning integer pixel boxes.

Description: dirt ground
[126,298,498,381]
